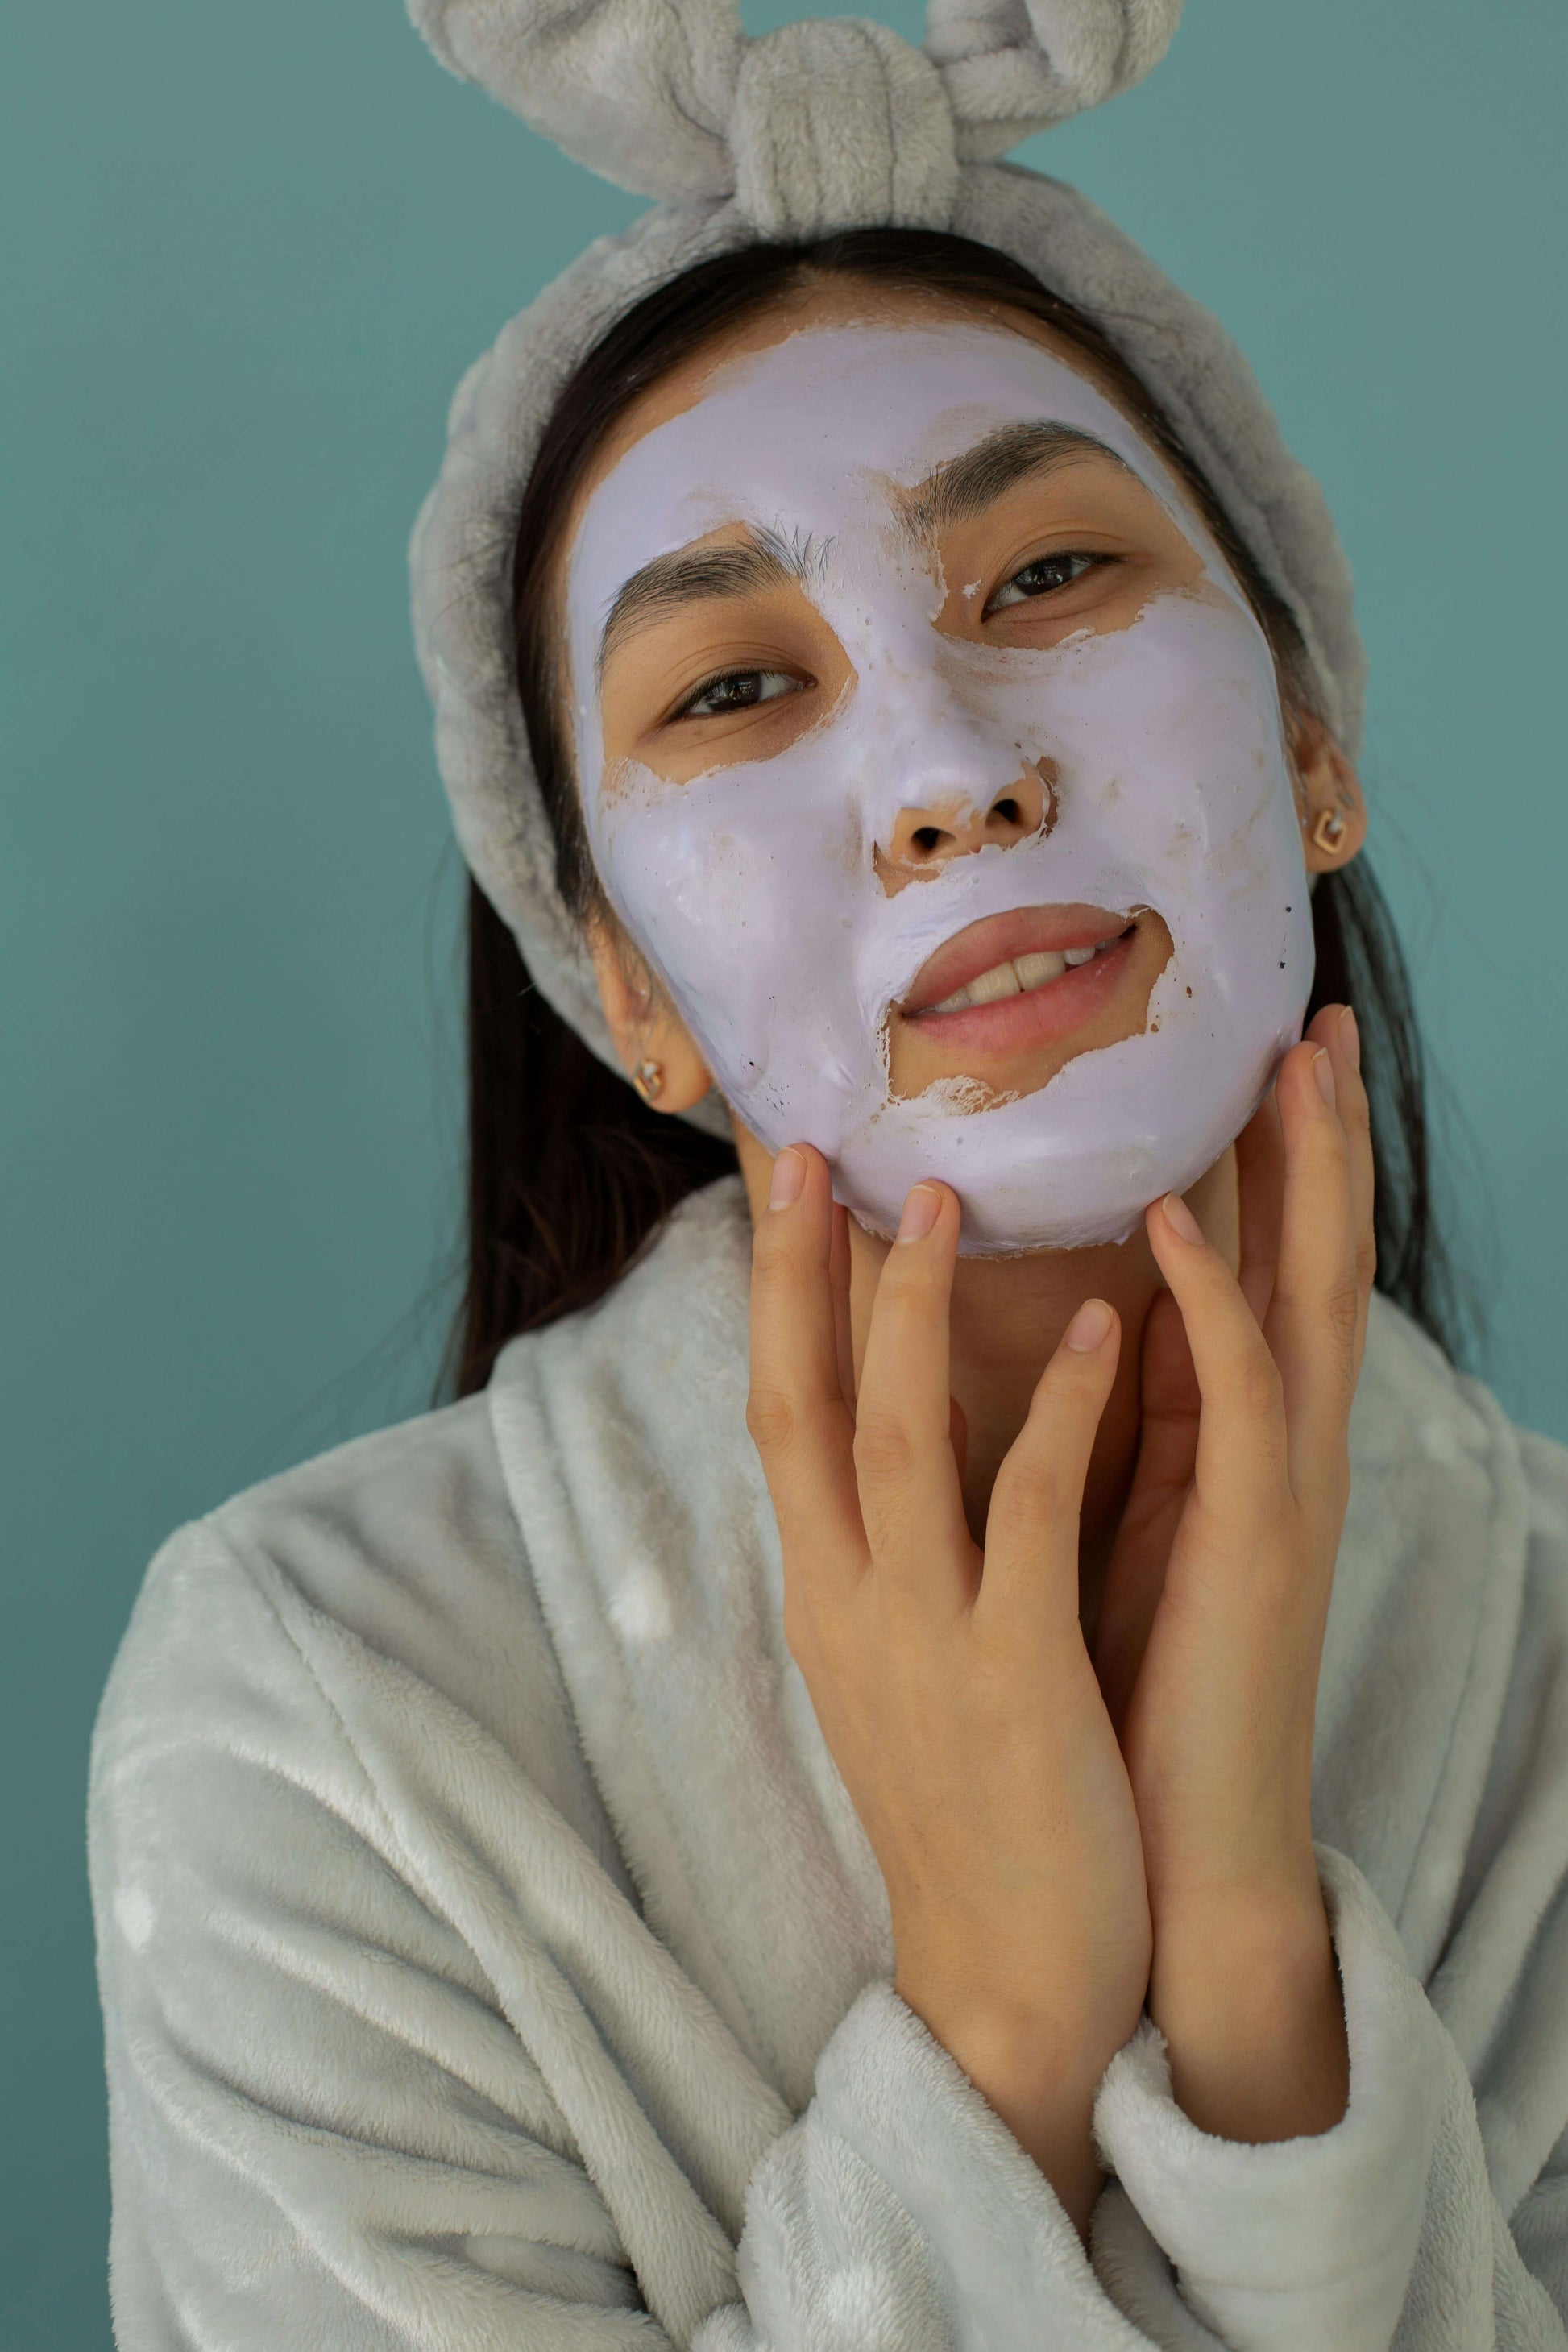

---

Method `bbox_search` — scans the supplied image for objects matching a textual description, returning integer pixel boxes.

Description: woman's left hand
[1089,1002,1375,2143]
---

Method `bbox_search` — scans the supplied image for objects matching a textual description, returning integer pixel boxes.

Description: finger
[1129,1284,1201,1497]
[852,1182,972,1583]
[1265,1035,1359,1491]
[1145,1191,1289,1520]
[747,1146,864,1573]
[1234,1085,1285,1329]
[978,1297,1122,1638]
[1309,1003,1376,1373]
[1089,1292,1198,1726]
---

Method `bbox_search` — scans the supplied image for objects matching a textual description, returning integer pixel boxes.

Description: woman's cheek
[595,756,873,1141]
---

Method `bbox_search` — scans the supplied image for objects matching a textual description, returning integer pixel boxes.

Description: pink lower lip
[900,927,1139,1056]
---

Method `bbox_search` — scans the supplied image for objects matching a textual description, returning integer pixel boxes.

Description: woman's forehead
[568,319,1188,615]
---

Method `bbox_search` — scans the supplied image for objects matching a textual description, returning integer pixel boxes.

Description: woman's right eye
[676,669,801,720]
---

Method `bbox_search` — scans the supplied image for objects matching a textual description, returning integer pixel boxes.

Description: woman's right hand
[747,1144,1152,2238]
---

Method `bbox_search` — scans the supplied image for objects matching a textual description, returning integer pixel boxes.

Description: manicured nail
[769,1147,805,1211]
[1161,1191,1205,1245]
[1065,1297,1114,1353]
[1313,1048,1336,1109]
[1338,1006,1360,1072]
[897,1184,940,1244]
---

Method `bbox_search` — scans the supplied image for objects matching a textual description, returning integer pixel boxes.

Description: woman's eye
[987,550,1104,612]
[677,669,801,720]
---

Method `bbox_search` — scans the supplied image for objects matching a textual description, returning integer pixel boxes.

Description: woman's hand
[1091,1004,1374,2143]
[748,1146,1151,2238]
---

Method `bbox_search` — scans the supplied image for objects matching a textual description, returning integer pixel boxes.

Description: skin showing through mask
[563,278,1369,2242]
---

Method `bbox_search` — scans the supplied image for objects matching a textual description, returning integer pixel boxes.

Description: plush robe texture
[90,1176,1568,2348]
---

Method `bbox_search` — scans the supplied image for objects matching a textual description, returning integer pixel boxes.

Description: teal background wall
[4,1,1564,2338]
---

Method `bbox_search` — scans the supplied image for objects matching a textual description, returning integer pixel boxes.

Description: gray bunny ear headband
[408,0,1364,1130]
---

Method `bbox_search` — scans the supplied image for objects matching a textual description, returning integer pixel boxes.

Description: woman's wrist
[895,1978,1122,2240]
[1149,1878,1349,2144]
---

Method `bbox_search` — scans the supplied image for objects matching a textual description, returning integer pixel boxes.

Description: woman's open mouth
[883,901,1174,1103]
[896,903,1147,1064]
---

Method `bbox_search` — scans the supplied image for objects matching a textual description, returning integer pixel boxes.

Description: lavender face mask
[566,323,1313,1252]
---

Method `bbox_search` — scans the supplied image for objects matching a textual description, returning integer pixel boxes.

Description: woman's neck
[735,1127,1238,1631]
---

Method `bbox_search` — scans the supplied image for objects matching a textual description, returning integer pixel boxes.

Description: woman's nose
[878,762,1052,883]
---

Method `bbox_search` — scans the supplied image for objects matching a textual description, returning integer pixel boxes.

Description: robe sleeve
[93,1516,1568,2351]
[1513,2127,1568,2324]
[1087,1845,1568,2349]
[1075,1410,1568,2352]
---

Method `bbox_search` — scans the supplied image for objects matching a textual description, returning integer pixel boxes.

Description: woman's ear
[1291,709,1367,875]
[585,913,716,1114]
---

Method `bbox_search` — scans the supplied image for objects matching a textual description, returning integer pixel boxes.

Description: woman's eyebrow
[904,420,1127,537]
[597,533,803,674]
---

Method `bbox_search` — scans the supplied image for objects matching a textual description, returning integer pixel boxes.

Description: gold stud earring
[1310,807,1348,855]
[633,1059,664,1103]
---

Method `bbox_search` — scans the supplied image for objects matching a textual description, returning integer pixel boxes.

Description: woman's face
[562,284,1321,1251]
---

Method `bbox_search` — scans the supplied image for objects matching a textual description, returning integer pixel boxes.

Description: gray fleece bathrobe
[90,1177,1568,2349]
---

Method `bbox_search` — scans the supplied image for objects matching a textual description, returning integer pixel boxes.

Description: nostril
[911,825,945,856]
[990,798,1022,827]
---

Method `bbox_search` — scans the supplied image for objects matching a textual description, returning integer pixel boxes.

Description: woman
[89,4,1568,2345]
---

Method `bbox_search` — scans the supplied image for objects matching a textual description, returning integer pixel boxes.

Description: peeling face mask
[566,322,1313,1251]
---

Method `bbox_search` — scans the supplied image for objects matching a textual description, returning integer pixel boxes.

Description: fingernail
[1313,1048,1337,1109]
[896,1184,940,1244]
[1339,1006,1360,1072]
[769,1147,805,1211]
[1066,1297,1114,1353]
[1161,1191,1205,1245]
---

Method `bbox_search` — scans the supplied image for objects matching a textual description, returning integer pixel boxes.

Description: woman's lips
[896,926,1139,1061]
[899,902,1137,1015]
[887,902,1173,1098]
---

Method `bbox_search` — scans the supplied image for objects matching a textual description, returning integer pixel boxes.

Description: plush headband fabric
[408,0,1364,1132]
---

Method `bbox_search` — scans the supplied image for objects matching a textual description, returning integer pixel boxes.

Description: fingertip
[1064,1296,1117,1354]
[1277,1036,1331,1116]
[1278,1037,1354,1147]
[895,1182,941,1245]
[894,1180,960,1248]
[1338,1004,1360,1072]
[1159,1190,1206,1247]
[768,1147,807,1213]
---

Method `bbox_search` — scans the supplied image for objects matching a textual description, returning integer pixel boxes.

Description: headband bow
[411,0,1180,234]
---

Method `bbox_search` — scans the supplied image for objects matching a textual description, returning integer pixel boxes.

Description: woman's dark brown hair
[443,229,1463,1396]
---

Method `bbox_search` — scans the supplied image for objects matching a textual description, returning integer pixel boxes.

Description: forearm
[1150,1877,1349,2143]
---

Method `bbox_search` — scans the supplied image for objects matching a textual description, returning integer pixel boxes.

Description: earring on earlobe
[633,1059,664,1103]
[1310,806,1348,855]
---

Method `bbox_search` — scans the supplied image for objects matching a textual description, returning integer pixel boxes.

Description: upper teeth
[927,936,1119,1014]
